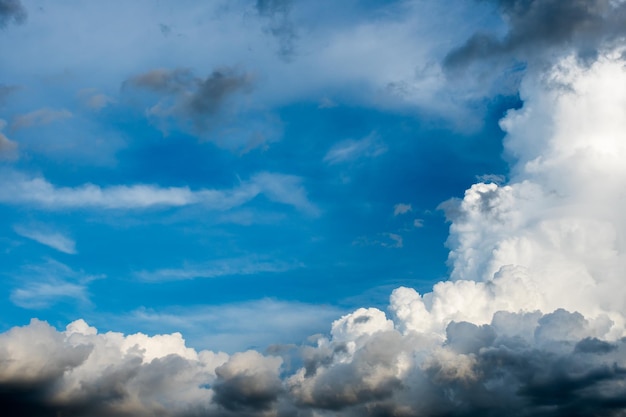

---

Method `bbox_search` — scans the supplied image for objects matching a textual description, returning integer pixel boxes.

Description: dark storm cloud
[212,351,283,413]
[256,0,297,59]
[444,0,626,69]
[3,312,626,417]
[0,0,26,28]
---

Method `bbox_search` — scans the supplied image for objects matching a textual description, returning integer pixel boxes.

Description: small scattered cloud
[77,89,115,111]
[324,132,387,165]
[13,225,76,254]
[393,203,412,216]
[126,67,252,128]
[0,119,17,159]
[11,108,73,131]
[124,67,277,151]
[159,23,172,37]
[0,0,26,28]
[136,256,302,282]
[353,232,403,249]
[413,218,424,228]
[318,97,337,109]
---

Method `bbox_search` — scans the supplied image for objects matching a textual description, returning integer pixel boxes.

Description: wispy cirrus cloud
[323,132,387,165]
[136,255,302,282]
[13,225,76,254]
[0,170,318,214]
[10,259,102,309]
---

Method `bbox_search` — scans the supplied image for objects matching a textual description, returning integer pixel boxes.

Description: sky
[1,0,626,416]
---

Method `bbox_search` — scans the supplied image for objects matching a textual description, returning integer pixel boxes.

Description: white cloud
[136,256,302,282]
[323,132,387,165]
[0,170,318,214]
[393,203,412,216]
[14,225,77,254]
[10,259,102,309]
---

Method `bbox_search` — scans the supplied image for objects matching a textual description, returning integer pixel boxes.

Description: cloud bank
[2,26,626,417]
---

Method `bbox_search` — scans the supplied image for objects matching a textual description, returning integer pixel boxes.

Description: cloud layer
[1,48,626,416]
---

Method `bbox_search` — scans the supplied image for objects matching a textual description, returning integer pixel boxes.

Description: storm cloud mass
[1,0,626,416]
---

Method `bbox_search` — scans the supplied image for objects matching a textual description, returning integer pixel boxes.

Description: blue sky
[3,1,626,416]
[0,0,514,350]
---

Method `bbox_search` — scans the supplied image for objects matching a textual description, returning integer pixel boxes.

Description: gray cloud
[126,67,252,129]
[124,67,275,151]
[444,0,626,69]
[0,0,26,28]
[1,306,626,417]
[256,0,297,59]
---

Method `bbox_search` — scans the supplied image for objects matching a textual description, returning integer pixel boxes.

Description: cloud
[77,88,115,111]
[0,170,318,214]
[393,203,412,216]
[136,256,302,282]
[256,0,297,59]
[324,132,387,165]
[10,259,101,309]
[353,232,403,249]
[0,119,17,158]
[13,225,77,254]
[445,0,626,70]
[11,108,73,130]
[124,67,276,151]
[0,0,26,28]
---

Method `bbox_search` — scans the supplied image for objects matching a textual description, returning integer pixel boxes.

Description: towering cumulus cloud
[2,32,626,417]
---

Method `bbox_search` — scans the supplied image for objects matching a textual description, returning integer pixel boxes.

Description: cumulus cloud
[0,170,318,214]
[0,0,26,28]
[11,108,73,130]
[3,29,626,417]
[14,225,77,254]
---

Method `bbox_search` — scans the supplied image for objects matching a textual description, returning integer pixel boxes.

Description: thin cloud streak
[14,225,77,254]
[0,170,318,214]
